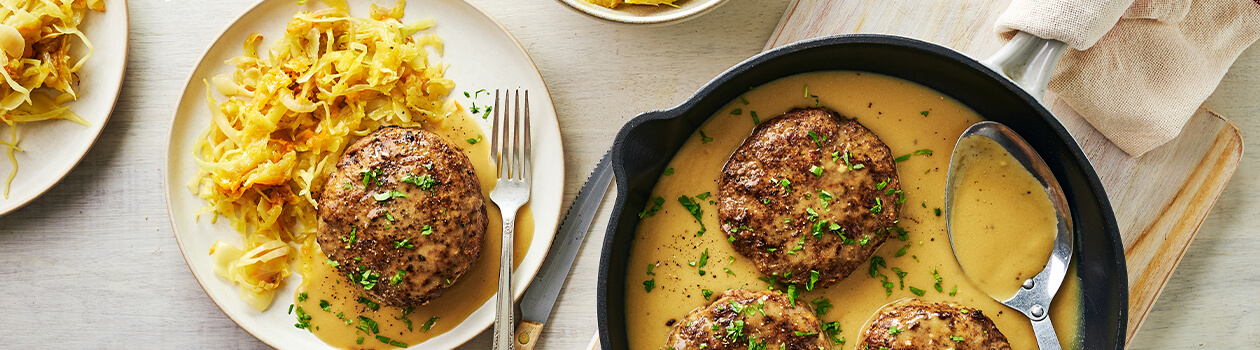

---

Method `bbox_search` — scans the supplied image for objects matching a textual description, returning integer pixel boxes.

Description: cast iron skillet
[596,34,1127,349]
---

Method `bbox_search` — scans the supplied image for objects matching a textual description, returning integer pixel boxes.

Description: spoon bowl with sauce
[945,121,1074,350]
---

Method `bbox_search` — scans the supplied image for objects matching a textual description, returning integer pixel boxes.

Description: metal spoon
[944,121,1074,350]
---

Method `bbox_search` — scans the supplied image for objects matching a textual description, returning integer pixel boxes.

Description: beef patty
[666,289,832,350]
[316,126,487,307]
[718,107,902,287]
[859,299,1011,350]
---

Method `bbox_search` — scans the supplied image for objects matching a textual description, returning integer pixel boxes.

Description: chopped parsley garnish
[909,286,927,296]
[700,130,714,144]
[892,267,907,289]
[393,238,415,249]
[696,192,711,200]
[298,292,308,302]
[868,256,886,278]
[921,111,930,117]
[809,165,824,177]
[895,243,910,257]
[466,135,482,144]
[420,225,434,236]
[342,225,358,249]
[646,264,656,276]
[357,315,379,335]
[350,267,380,290]
[876,177,890,190]
[933,268,944,292]
[373,190,407,202]
[787,284,801,306]
[731,108,743,115]
[889,326,902,335]
[914,149,934,156]
[950,285,958,296]
[859,235,871,245]
[639,196,665,218]
[894,154,912,162]
[702,289,714,300]
[774,178,792,193]
[808,130,826,147]
[357,297,380,311]
[811,298,833,316]
[361,167,384,186]
[375,335,407,347]
[687,248,710,276]
[821,321,845,345]
[294,306,312,330]
[396,306,416,331]
[841,151,866,170]
[390,270,406,285]
[663,168,675,176]
[935,208,942,216]
[400,173,437,191]
[643,278,655,292]
[806,270,820,291]
[870,197,884,214]
[950,335,966,342]
[421,316,439,332]
[724,268,735,276]
[384,212,396,222]
[794,331,818,337]
[750,111,760,125]
[677,195,707,236]
[319,299,331,312]
[740,96,750,105]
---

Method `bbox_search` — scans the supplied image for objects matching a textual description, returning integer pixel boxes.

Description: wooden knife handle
[513,320,544,350]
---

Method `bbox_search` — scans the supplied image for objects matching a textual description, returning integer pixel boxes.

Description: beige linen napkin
[997,0,1260,156]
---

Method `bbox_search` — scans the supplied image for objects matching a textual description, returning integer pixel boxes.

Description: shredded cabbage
[190,0,456,311]
[587,0,680,9]
[0,0,103,198]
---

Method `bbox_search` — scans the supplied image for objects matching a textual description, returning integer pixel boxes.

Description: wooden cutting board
[768,0,1243,346]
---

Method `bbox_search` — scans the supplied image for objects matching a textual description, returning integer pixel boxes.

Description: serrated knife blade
[512,150,613,349]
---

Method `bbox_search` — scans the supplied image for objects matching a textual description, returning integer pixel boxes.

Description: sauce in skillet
[292,110,535,349]
[949,135,1059,301]
[622,71,1081,349]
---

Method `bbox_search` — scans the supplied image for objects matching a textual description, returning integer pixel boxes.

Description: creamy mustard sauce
[623,71,1080,349]
[949,136,1058,301]
[293,110,534,349]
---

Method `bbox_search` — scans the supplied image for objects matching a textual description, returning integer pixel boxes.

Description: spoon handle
[1030,316,1063,350]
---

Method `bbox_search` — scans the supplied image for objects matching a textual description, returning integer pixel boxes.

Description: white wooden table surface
[0,0,1254,349]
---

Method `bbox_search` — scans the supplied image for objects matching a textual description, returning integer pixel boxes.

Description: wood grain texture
[0,0,1255,349]
[513,320,544,350]
[766,0,1247,347]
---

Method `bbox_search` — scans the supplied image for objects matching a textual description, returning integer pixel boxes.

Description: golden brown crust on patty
[718,107,902,288]
[859,299,1011,350]
[666,289,832,350]
[316,126,487,307]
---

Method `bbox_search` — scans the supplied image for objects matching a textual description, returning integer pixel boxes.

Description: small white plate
[162,0,564,349]
[0,0,128,215]
[555,0,728,25]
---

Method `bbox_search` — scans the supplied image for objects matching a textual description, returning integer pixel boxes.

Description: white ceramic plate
[555,0,728,25]
[163,0,564,348]
[0,0,128,215]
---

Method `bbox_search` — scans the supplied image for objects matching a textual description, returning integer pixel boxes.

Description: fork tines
[491,89,531,181]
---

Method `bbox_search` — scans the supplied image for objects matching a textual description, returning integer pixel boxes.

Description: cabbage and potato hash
[190,1,457,311]
[0,0,105,198]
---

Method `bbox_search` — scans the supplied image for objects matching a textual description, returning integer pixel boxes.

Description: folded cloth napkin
[996,0,1260,156]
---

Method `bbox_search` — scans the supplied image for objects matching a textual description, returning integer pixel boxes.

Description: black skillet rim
[596,34,1127,350]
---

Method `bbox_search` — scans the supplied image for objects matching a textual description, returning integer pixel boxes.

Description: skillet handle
[982,31,1068,101]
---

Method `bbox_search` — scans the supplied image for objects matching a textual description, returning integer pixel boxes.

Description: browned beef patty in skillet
[317,126,487,307]
[718,107,902,288]
[859,298,1011,350]
[665,289,832,350]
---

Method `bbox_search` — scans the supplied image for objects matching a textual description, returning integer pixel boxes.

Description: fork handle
[493,209,518,350]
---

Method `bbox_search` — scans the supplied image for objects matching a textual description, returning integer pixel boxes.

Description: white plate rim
[554,0,728,25]
[161,0,565,348]
[0,0,130,216]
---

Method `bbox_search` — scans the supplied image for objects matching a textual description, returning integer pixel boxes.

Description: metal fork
[490,89,530,350]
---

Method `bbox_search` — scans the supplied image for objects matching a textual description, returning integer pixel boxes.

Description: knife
[513,150,614,350]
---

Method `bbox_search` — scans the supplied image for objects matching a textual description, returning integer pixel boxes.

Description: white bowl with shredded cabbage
[555,0,728,25]
[0,0,127,215]
[163,0,565,348]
